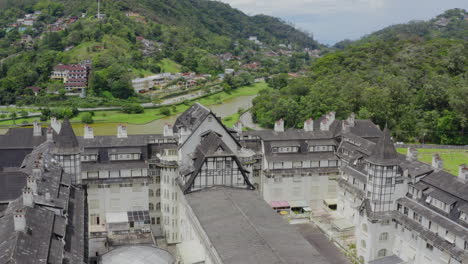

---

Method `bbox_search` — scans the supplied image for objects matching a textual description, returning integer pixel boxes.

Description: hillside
[0,0,320,105]
[252,9,468,145]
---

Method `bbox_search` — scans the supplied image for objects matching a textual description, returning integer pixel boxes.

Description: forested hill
[0,0,320,104]
[252,9,468,145]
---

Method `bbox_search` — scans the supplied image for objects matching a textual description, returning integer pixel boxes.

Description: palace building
[0,102,466,264]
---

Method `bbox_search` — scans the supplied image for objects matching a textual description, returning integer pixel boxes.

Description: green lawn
[0,82,268,126]
[222,113,241,128]
[62,41,101,63]
[397,148,468,175]
[158,58,181,73]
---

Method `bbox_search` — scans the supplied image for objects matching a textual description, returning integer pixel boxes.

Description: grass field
[0,82,268,126]
[222,113,241,128]
[397,148,468,175]
[158,58,181,73]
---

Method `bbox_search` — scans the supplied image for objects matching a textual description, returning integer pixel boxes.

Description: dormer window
[272,146,299,153]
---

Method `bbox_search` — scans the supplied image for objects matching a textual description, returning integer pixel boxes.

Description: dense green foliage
[253,9,468,144]
[0,0,319,105]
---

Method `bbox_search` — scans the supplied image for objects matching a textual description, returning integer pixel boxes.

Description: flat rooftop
[186,187,330,264]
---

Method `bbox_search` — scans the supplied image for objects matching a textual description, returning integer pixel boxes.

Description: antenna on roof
[97,0,101,20]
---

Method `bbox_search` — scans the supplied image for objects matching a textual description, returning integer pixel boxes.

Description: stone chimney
[46,127,53,142]
[459,164,468,181]
[14,209,26,232]
[45,192,51,202]
[304,118,314,132]
[327,111,336,123]
[163,123,174,137]
[342,120,350,133]
[22,187,34,207]
[347,113,356,127]
[274,119,284,132]
[406,148,418,162]
[117,124,128,138]
[33,121,41,137]
[32,167,41,178]
[432,154,443,170]
[84,125,94,139]
[50,117,61,133]
[320,118,330,131]
[233,121,243,134]
[26,176,37,194]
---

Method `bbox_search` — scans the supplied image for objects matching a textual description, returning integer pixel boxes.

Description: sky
[220,0,468,45]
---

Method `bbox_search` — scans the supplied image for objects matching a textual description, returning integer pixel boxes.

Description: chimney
[33,121,41,137]
[50,117,61,133]
[459,164,468,181]
[342,120,350,133]
[406,148,418,162]
[32,167,41,178]
[432,154,443,170]
[45,192,51,201]
[84,125,94,139]
[347,113,356,127]
[233,121,243,134]
[320,118,330,131]
[163,123,174,137]
[22,187,34,207]
[117,124,128,138]
[327,111,336,123]
[46,127,53,142]
[304,118,314,132]
[26,176,37,194]
[14,209,26,232]
[274,119,284,132]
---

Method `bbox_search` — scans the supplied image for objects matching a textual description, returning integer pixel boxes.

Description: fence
[395,144,468,150]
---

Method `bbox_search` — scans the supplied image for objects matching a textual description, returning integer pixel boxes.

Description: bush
[122,104,144,114]
[20,110,29,118]
[159,107,171,116]
[81,113,94,124]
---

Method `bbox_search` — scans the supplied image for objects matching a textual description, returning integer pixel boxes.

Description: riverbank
[0,82,268,126]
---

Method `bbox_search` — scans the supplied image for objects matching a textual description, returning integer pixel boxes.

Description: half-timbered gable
[182,132,254,193]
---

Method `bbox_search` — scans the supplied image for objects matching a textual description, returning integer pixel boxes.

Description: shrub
[159,107,171,116]
[122,104,144,114]
[81,113,94,124]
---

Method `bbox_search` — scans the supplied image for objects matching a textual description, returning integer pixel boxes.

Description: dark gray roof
[109,147,142,154]
[243,129,333,141]
[398,154,433,177]
[366,126,399,165]
[0,170,27,202]
[82,160,148,171]
[0,149,34,168]
[53,119,79,154]
[421,170,468,201]
[427,189,459,205]
[368,255,405,264]
[186,187,330,264]
[349,120,383,139]
[173,103,210,133]
[78,135,153,148]
[0,127,47,149]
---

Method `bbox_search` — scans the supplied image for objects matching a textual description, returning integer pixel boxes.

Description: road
[239,111,264,130]
[295,223,352,264]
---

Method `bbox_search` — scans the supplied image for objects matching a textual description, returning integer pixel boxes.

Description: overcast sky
[220,0,468,45]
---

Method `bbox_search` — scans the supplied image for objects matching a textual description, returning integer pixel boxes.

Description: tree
[20,110,29,118]
[9,112,17,124]
[81,112,94,124]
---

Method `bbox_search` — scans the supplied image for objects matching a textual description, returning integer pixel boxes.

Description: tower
[51,118,82,184]
[356,126,403,263]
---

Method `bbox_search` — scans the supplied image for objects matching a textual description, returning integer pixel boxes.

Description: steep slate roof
[53,119,79,154]
[366,126,399,165]
[186,187,330,264]
[173,103,210,133]
[0,128,47,149]
[0,170,27,202]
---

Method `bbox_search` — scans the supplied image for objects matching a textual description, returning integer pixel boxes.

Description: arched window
[156,202,161,211]
[156,189,161,197]
[361,240,366,249]
[362,223,368,233]
[378,249,387,258]
[149,203,154,211]
[149,189,154,197]
[379,232,388,241]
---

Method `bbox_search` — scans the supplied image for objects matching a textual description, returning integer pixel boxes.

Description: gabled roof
[183,132,254,193]
[173,103,210,133]
[366,126,398,165]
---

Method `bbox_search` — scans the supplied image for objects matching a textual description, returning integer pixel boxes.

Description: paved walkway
[294,223,351,264]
